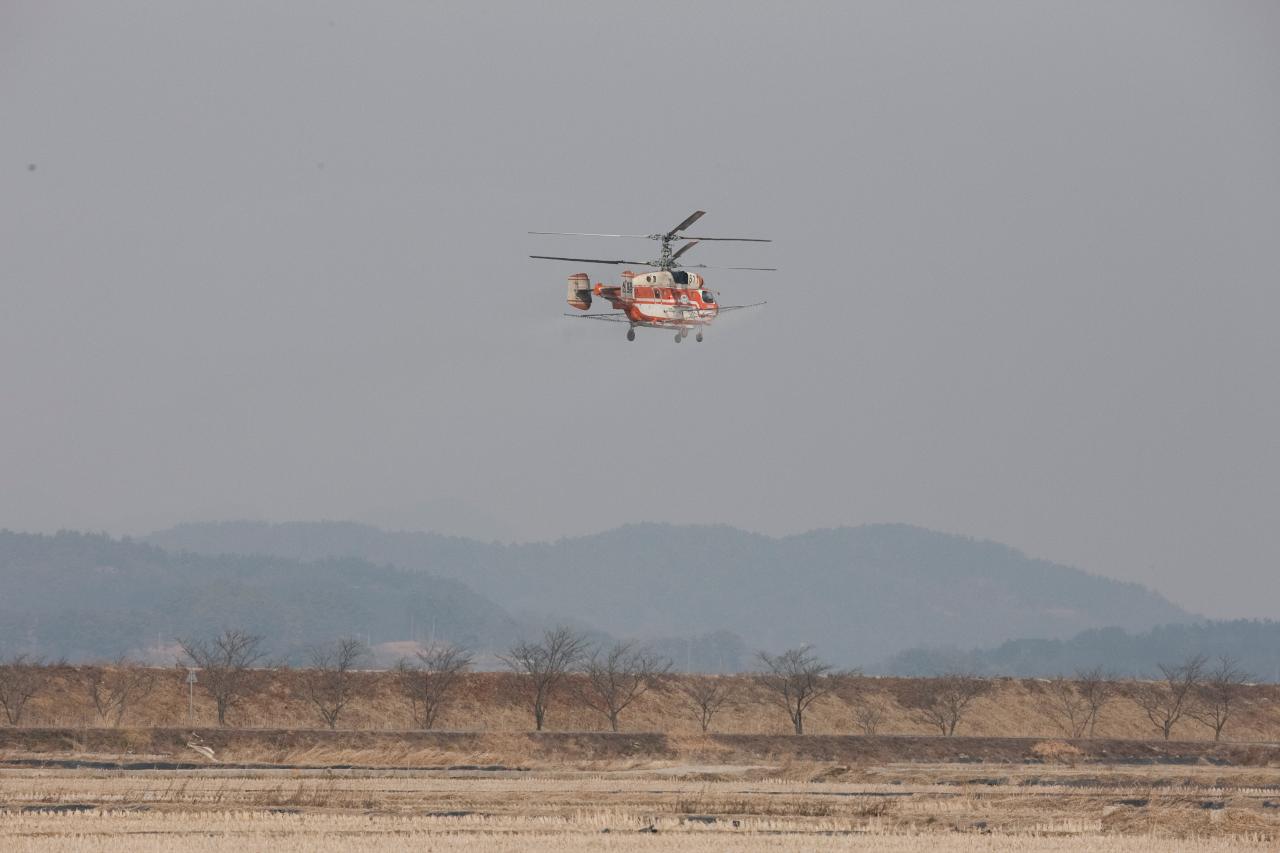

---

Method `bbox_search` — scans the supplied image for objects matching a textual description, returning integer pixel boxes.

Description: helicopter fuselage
[568,269,718,329]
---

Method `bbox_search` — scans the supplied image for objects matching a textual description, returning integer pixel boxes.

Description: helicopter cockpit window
[672,270,689,286]
[702,290,716,304]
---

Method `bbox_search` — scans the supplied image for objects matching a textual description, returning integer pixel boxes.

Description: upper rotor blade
[528,231,654,239]
[667,210,706,237]
[670,240,700,261]
[681,263,777,271]
[530,255,648,265]
[681,236,772,242]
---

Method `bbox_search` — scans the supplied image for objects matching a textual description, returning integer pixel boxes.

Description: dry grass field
[4,762,1280,851]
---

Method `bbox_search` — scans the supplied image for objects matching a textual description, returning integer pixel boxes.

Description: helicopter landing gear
[674,331,683,343]
[626,328,635,342]
[695,331,704,343]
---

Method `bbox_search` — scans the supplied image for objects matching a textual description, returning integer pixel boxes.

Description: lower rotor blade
[682,264,777,271]
[671,240,700,260]
[531,255,650,265]
[681,236,772,242]
[528,231,654,239]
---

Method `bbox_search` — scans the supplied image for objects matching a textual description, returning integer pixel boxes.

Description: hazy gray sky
[3,2,1278,619]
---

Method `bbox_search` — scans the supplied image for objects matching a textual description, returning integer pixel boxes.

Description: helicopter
[530,210,772,342]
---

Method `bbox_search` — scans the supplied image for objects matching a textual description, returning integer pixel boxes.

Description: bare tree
[0,655,46,725]
[1075,666,1116,737]
[1128,654,1206,740]
[894,672,991,736]
[850,694,889,736]
[83,658,156,727]
[755,646,840,735]
[500,626,589,731]
[178,630,267,726]
[1036,675,1092,738]
[395,643,473,729]
[675,676,739,733]
[576,642,670,732]
[1187,655,1251,742]
[301,637,369,729]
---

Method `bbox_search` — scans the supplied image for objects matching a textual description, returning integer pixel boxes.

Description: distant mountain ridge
[0,530,523,662]
[148,521,1197,666]
[879,619,1280,679]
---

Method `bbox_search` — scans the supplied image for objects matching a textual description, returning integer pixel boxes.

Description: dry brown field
[6,668,1280,848]
[4,761,1280,851]
[12,667,1280,742]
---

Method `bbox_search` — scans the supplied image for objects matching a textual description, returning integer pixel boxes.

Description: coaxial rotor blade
[528,231,654,239]
[530,255,650,265]
[681,263,777,271]
[670,240,700,260]
[666,210,706,237]
[680,236,772,242]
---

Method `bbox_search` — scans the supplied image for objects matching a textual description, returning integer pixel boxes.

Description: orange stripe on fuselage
[596,282,718,326]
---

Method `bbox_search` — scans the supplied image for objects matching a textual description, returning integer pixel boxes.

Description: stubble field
[5,760,1280,851]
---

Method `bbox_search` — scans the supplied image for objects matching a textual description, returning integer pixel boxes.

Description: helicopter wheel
[695,331,704,343]
[626,328,635,342]
[674,331,682,343]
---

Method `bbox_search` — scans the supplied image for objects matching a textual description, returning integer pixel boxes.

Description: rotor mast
[650,210,707,271]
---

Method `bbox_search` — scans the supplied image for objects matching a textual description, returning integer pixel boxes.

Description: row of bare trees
[0,654,159,727]
[0,634,1259,741]
[421,637,1002,738]
[0,633,370,730]
[1041,655,1252,742]
[901,655,1253,742]
[0,645,991,735]
[182,632,380,730]
[751,653,1255,741]
[499,627,672,732]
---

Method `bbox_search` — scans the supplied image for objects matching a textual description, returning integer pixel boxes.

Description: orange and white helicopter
[530,210,771,342]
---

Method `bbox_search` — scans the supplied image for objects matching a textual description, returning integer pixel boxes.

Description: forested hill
[149,521,1196,667]
[0,530,523,662]
[878,619,1280,679]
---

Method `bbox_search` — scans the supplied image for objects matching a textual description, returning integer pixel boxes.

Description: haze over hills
[880,619,1280,681]
[0,530,524,662]
[148,521,1197,667]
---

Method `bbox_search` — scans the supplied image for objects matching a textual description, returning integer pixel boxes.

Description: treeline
[880,619,1280,679]
[0,629,1270,743]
